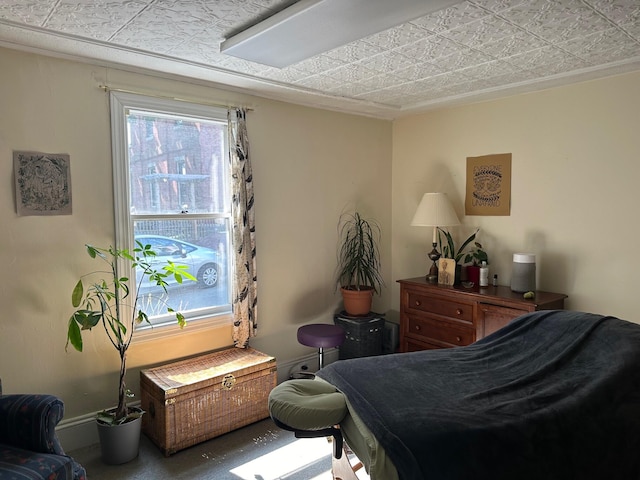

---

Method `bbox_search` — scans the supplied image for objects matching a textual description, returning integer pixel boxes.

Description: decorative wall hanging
[14,151,72,216]
[465,153,511,216]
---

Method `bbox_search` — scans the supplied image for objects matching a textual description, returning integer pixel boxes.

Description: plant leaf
[71,280,84,308]
[66,316,83,352]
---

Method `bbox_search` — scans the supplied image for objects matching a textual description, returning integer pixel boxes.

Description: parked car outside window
[135,235,223,289]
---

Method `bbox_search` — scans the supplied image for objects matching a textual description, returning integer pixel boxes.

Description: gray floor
[69,418,334,480]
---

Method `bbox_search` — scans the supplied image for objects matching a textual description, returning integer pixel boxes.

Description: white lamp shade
[410,193,460,227]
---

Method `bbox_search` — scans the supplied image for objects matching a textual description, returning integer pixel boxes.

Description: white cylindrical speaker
[511,253,536,293]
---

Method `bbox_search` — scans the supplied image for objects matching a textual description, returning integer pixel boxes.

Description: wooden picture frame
[438,258,456,286]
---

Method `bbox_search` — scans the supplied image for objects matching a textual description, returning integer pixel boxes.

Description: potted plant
[437,227,480,284]
[335,212,384,316]
[66,241,195,464]
[463,241,488,285]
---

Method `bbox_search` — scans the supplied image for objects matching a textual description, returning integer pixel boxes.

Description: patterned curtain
[228,108,257,348]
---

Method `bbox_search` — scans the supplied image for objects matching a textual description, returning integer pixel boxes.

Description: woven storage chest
[140,347,276,456]
[334,312,385,359]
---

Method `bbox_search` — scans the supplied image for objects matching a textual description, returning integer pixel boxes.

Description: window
[110,92,232,330]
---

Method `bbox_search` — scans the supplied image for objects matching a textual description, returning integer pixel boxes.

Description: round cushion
[297,324,345,348]
[268,379,348,431]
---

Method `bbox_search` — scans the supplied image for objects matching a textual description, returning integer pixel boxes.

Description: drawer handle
[414,325,421,331]
[414,300,421,307]
[456,336,462,343]
[456,308,463,315]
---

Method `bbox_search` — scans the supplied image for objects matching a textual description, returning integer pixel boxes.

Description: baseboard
[57,349,340,452]
[57,411,101,453]
[274,348,339,383]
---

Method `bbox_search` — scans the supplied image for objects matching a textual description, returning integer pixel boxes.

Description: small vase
[467,266,480,285]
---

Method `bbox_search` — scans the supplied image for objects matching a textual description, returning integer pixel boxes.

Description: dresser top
[397,277,567,308]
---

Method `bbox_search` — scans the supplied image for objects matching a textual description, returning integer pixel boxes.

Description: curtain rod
[98,85,254,111]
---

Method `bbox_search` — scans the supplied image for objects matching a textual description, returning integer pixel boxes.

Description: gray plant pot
[97,412,143,465]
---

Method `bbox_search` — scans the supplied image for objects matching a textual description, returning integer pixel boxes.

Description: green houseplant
[335,212,384,316]
[437,227,481,284]
[66,242,195,463]
[437,227,479,263]
[463,241,488,266]
[463,241,488,285]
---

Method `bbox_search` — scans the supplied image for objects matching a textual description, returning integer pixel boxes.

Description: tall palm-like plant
[336,212,384,294]
[66,241,195,424]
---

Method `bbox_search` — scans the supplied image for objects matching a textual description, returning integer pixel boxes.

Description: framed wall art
[437,258,456,286]
[14,151,72,216]
[465,153,511,216]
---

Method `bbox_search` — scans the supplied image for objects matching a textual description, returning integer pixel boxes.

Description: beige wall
[392,71,640,322]
[0,47,392,418]
[2,44,639,424]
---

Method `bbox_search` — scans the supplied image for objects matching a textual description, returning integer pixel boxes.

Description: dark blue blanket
[317,310,640,480]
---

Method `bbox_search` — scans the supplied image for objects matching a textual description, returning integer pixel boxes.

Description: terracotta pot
[340,286,373,316]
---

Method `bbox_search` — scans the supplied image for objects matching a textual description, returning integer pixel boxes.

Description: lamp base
[426,243,440,284]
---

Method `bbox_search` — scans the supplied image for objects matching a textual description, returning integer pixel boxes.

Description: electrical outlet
[288,360,315,379]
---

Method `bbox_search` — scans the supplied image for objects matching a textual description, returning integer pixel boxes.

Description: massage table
[269,310,640,479]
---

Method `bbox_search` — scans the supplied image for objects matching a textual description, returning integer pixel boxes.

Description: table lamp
[411,192,460,283]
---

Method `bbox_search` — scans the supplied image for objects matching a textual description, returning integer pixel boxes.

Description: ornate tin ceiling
[1,0,639,118]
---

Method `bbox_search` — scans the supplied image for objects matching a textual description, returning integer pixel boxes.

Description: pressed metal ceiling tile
[357,51,417,74]
[591,0,640,25]
[363,22,433,50]
[458,59,522,80]
[478,30,548,59]
[399,35,462,61]
[323,41,385,64]
[293,54,349,75]
[441,15,526,48]
[622,20,640,39]
[43,2,148,41]
[410,2,488,32]
[501,0,612,43]
[0,0,638,118]
[393,62,448,81]
[0,1,55,25]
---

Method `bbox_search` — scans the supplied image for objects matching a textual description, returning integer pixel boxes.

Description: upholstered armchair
[0,387,86,480]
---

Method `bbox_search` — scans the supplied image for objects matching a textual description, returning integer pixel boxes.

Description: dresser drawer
[398,277,567,353]
[402,336,441,352]
[406,314,475,348]
[406,291,473,324]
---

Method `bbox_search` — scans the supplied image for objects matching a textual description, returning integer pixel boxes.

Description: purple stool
[297,324,345,369]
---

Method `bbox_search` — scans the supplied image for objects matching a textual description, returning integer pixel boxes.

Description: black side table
[333,311,385,360]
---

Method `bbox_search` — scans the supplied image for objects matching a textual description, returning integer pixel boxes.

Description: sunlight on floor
[229,436,333,479]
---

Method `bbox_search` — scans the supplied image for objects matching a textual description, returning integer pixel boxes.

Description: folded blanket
[317,310,640,480]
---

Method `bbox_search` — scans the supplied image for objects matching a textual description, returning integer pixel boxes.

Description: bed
[270,310,640,479]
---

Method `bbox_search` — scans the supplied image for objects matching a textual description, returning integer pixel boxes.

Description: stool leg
[318,347,325,369]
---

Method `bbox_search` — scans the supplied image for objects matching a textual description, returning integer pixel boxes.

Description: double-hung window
[110,91,232,331]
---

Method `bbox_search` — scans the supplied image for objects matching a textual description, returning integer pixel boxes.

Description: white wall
[392,71,640,322]
[0,48,392,421]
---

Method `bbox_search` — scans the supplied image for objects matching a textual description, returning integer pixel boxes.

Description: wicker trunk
[140,347,277,456]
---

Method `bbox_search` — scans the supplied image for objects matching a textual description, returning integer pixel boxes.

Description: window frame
[109,91,233,339]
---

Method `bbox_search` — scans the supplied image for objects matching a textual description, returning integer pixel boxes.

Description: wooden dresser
[398,277,567,352]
